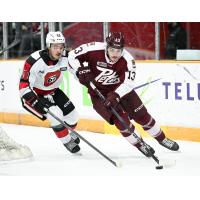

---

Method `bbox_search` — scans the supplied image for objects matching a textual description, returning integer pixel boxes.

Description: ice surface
[0,123,200,176]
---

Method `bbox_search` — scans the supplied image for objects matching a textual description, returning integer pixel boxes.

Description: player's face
[49,43,65,60]
[107,47,123,63]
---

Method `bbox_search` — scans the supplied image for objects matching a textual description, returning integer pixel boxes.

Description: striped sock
[52,125,71,144]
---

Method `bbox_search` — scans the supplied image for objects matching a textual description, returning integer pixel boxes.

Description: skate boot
[70,132,80,144]
[159,137,179,151]
[64,136,80,153]
[137,142,155,157]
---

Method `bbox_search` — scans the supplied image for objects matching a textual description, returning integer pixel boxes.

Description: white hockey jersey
[19,49,69,97]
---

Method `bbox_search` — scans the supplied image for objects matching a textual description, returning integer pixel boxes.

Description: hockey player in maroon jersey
[68,32,179,157]
[19,31,80,154]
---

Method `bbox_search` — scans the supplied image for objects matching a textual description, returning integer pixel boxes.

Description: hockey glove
[22,91,51,114]
[104,92,120,109]
[76,67,94,88]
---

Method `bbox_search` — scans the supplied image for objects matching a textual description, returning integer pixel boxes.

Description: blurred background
[1,22,199,60]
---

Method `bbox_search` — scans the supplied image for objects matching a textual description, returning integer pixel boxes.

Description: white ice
[0,123,200,176]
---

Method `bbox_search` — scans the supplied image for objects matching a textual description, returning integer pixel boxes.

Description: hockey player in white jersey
[19,31,80,154]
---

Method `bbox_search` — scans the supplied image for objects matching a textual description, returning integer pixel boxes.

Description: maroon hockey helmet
[106,32,124,49]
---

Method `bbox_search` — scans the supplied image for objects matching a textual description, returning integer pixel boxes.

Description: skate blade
[71,151,83,156]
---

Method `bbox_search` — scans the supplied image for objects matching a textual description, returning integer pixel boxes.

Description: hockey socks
[113,112,155,157]
[52,124,80,153]
[137,114,179,151]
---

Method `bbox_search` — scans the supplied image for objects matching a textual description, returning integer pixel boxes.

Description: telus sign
[162,82,200,101]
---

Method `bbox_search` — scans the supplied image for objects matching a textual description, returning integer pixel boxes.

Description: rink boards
[1,60,200,142]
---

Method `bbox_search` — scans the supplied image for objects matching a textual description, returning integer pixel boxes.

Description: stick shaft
[90,82,160,165]
[45,109,118,167]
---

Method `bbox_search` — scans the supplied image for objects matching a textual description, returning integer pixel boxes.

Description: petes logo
[97,61,107,68]
[95,66,120,85]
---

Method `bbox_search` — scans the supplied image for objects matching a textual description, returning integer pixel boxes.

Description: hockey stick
[0,38,21,55]
[44,108,121,167]
[90,81,164,169]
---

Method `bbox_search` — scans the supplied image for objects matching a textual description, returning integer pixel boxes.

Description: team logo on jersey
[95,66,120,85]
[97,61,107,68]
[44,71,61,87]
[48,75,57,83]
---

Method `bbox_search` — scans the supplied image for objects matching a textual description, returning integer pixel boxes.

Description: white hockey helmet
[46,31,65,48]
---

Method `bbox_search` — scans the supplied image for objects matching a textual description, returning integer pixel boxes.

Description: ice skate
[137,142,155,157]
[64,136,80,154]
[159,137,179,151]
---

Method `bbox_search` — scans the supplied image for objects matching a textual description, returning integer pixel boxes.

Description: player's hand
[104,92,120,109]
[31,98,48,114]
[22,91,51,114]
[76,67,94,87]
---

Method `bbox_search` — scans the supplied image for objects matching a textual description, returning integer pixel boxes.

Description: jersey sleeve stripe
[19,82,29,90]
[19,56,37,97]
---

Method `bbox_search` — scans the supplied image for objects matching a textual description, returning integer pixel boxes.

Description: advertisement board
[1,60,200,140]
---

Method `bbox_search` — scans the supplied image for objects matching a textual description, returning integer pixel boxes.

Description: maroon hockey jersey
[68,42,136,97]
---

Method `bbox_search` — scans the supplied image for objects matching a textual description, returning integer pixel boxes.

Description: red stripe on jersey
[21,62,32,80]
[19,82,29,90]
[33,87,56,95]
[19,61,32,91]
[55,128,69,138]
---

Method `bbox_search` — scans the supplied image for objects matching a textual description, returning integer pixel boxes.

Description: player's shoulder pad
[85,42,106,51]
[25,50,42,66]
[122,49,136,68]
[31,50,41,60]
[122,48,135,61]
[69,42,106,55]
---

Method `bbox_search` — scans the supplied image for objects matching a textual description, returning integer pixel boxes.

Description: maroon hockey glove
[76,67,94,88]
[104,92,120,109]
